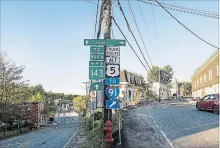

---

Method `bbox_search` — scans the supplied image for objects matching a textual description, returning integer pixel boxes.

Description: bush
[81,115,105,148]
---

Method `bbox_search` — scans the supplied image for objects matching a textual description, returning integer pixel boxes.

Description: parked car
[196,94,219,114]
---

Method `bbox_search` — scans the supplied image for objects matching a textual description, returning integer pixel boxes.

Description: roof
[120,70,127,82]
[191,49,219,79]
[120,70,144,86]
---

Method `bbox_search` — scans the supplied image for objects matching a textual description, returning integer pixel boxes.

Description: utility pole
[103,0,113,148]
[103,0,112,123]
[158,69,161,102]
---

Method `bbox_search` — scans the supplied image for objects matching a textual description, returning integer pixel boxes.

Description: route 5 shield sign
[106,64,120,77]
[105,87,120,100]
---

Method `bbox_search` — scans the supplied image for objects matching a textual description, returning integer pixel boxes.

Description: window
[202,95,209,101]
[209,95,217,100]
[204,74,207,82]
[209,70,212,80]
[217,65,219,76]
[200,76,202,84]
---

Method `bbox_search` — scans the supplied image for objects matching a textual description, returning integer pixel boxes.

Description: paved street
[120,101,219,148]
[0,117,79,148]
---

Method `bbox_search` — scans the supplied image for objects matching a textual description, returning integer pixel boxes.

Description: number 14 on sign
[89,67,105,80]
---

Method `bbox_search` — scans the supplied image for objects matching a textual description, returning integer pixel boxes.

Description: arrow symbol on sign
[110,101,116,107]
[119,41,124,44]
[85,40,88,45]
[95,84,99,90]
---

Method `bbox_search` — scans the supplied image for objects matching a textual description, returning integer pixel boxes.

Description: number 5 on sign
[106,64,120,77]
[89,67,105,80]
[105,87,120,100]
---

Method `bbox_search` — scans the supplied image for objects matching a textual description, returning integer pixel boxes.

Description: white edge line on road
[148,105,175,148]
[63,121,80,148]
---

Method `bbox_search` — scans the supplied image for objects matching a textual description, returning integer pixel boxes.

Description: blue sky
[1,0,218,95]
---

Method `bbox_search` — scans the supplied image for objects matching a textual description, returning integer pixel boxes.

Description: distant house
[60,100,73,111]
[26,102,46,127]
[119,70,144,107]
[148,82,168,100]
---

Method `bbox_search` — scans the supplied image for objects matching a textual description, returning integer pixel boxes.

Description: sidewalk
[114,103,170,148]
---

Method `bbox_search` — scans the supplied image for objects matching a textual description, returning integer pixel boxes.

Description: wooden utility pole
[158,69,161,102]
[103,0,112,122]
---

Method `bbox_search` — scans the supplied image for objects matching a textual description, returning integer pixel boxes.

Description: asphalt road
[0,117,79,148]
[121,101,219,148]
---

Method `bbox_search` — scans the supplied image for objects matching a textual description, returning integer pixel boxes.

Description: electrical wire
[137,1,153,47]
[112,17,149,72]
[158,0,218,16]
[127,0,153,67]
[138,0,219,19]
[154,0,218,49]
[150,2,161,51]
[117,0,151,71]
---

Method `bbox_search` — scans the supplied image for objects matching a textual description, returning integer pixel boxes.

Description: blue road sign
[106,99,120,109]
[105,88,120,100]
[105,78,120,85]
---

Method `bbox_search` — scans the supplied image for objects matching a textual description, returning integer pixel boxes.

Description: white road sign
[106,56,120,64]
[106,64,120,77]
[96,91,104,108]
[106,47,120,56]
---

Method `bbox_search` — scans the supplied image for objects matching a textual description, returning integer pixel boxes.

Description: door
[200,95,210,109]
[206,94,217,109]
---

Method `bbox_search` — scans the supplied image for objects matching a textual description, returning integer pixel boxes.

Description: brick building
[191,49,219,98]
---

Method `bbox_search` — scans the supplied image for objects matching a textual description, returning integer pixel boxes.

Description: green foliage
[179,81,192,97]
[81,115,105,148]
[73,96,87,113]
[29,93,45,102]
[147,65,174,89]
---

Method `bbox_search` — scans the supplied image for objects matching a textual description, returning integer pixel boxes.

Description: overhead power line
[154,0,218,49]
[150,2,161,51]
[127,0,153,67]
[158,0,218,16]
[137,1,153,48]
[117,0,151,71]
[112,17,149,72]
[138,0,219,19]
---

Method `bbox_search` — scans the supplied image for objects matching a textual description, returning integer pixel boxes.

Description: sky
[0,0,219,95]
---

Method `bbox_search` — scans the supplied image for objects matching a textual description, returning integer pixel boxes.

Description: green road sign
[84,39,126,46]
[89,66,105,80]
[89,61,105,67]
[90,54,104,61]
[90,46,104,54]
[90,82,104,91]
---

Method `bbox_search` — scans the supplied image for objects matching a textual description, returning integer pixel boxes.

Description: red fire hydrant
[104,120,114,146]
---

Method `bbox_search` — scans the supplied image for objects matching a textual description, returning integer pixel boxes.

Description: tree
[29,93,45,102]
[181,82,192,97]
[73,96,86,113]
[147,65,174,88]
[0,51,30,122]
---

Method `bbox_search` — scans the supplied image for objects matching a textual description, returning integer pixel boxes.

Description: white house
[149,82,168,100]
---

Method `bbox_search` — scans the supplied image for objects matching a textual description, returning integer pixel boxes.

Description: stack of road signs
[85,42,105,108]
[84,39,126,110]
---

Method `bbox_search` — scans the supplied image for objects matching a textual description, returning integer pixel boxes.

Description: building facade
[148,82,168,100]
[119,70,144,108]
[191,49,219,98]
